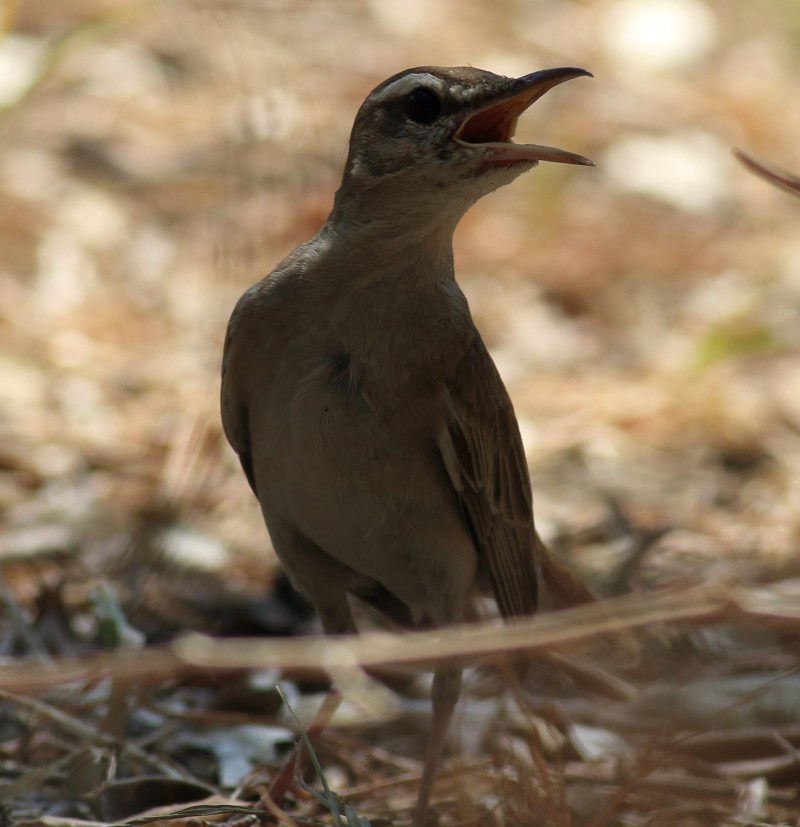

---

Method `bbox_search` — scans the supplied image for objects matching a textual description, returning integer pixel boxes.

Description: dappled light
[1,1,799,825]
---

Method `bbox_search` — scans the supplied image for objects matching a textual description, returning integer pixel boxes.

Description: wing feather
[439,332,538,619]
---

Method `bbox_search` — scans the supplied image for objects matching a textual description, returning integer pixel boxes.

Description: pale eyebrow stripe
[369,73,446,104]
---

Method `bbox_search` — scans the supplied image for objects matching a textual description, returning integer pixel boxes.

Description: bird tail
[535,532,595,611]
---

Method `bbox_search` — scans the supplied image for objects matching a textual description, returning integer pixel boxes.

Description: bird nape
[220,64,593,826]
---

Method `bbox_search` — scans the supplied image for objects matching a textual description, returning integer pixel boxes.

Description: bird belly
[254,353,478,625]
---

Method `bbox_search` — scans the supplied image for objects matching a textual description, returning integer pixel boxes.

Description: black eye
[404,87,441,124]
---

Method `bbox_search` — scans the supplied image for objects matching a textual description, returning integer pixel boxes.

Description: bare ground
[1,1,799,825]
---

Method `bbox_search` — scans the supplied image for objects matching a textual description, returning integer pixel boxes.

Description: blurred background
[1,0,799,639]
[2,1,800,823]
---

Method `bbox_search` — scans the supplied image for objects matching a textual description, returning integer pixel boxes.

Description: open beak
[455,67,593,166]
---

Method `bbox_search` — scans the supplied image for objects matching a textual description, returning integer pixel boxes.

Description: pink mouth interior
[458,101,523,144]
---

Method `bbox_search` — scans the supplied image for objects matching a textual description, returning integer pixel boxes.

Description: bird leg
[413,662,462,827]
[268,688,343,806]
[267,548,357,808]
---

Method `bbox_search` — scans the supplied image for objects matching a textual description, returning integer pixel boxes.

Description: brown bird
[221,65,593,825]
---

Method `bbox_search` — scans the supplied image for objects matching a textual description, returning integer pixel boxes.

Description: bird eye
[404,87,441,124]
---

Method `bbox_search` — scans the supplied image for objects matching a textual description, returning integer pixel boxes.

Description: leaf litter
[1,1,800,825]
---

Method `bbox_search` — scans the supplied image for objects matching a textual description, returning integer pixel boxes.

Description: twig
[0,689,190,780]
[0,585,798,692]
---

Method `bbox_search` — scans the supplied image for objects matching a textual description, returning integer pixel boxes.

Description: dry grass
[1,1,799,825]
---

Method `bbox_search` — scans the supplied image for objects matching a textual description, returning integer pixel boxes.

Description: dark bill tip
[518,67,594,84]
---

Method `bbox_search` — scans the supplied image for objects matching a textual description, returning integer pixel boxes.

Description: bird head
[734,148,800,198]
[337,65,592,217]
